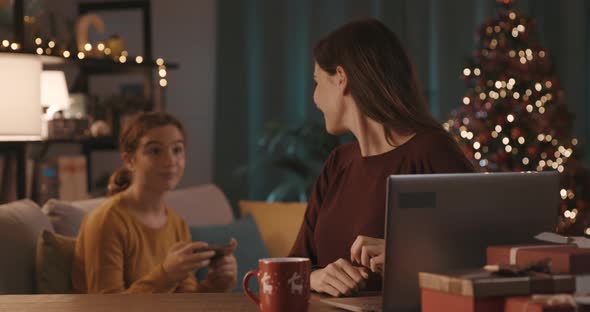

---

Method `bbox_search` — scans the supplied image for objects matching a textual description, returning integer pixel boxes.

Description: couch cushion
[45,184,235,237]
[166,184,234,225]
[70,184,235,225]
[190,214,269,292]
[70,197,106,213]
[0,199,53,294]
[41,199,88,237]
[239,201,307,258]
[35,230,75,294]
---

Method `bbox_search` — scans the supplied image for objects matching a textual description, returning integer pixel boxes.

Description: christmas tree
[445,0,589,234]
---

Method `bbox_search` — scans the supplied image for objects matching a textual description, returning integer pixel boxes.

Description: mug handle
[243,270,260,306]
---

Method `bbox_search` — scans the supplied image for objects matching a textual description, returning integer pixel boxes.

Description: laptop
[321,171,560,312]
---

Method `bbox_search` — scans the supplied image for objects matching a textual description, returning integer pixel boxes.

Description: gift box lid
[487,245,590,274]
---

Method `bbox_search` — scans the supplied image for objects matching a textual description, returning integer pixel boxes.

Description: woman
[72,112,238,293]
[289,18,475,297]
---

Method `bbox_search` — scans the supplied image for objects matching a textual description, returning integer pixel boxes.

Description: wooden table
[0,293,343,311]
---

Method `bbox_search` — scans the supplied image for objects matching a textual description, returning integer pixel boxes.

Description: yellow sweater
[72,194,203,293]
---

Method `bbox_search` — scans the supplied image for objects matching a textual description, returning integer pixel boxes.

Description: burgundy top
[289,130,475,284]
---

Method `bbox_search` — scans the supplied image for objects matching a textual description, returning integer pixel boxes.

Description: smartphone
[194,244,233,260]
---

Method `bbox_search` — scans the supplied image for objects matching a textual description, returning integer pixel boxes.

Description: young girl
[72,112,237,293]
[289,18,475,297]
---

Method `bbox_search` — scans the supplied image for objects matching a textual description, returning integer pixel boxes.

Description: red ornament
[496,151,508,163]
[527,146,537,156]
[478,133,491,143]
[511,128,522,138]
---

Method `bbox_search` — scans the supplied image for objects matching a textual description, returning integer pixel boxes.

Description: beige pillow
[239,201,307,257]
[41,199,89,237]
[0,199,52,294]
[35,230,76,294]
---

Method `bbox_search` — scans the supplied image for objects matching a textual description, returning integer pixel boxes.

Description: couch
[0,184,236,294]
[0,184,306,294]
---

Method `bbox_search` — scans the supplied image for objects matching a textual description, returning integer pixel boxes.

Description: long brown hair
[314,18,446,145]
[107,111,186,196]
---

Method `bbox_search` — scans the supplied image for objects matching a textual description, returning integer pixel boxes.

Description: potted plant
[242,120,345,202]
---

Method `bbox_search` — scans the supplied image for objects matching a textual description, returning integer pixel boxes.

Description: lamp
[0,54,42,141]
[41,70,70,117]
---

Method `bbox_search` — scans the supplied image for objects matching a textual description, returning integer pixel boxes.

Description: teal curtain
[214,0,590,209]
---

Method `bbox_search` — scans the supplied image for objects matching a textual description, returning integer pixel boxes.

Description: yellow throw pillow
[239,201,307,258]
[35,230,76,294]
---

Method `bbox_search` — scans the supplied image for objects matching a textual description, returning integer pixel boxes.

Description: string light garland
[1,36,170,88]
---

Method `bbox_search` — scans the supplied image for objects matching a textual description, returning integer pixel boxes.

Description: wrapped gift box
[504,295,584,312]
[419,270,575,297]
[421,288,504,312]
[420,270,575,312]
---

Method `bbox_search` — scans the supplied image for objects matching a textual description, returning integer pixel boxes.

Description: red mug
[243,257,311,312]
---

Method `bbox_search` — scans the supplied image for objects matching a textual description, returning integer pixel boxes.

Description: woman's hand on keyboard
[310,258,369,297]
[350,236,385,273]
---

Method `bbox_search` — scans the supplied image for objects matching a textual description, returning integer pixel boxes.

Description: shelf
[0,137,117,150]
[43,137,118,150]
[0,0,167,201]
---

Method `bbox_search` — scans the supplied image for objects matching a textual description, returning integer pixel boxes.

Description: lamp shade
[0,54,42,141]
[41,70,70,115]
